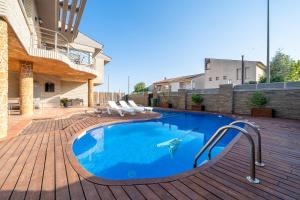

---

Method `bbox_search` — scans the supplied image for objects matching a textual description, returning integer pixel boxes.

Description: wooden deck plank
[212,164,296,200]
[219,155,300,193]
[200,170,265,200]
[60,130,86,200]
[135,185,160,200]
[179,178,221,200]
[0,135,32,188]
[170,181,206,200]
[109,186,131,200]
[215,159,300,199]
[25,131,50,200]
[55,131,70,200]
[96,185,116,200]
[188,175,239,200]
[79,176,101,200]
[40,131,56,200]
[148,184,176,200]
[159,182,191,200]
[0,134,39,200]
[9,133,45,200]
[122,185,146,200]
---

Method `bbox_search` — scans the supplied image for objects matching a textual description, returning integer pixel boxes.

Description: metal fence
[234,81,300,91]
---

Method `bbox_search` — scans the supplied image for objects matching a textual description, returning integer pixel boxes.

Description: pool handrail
[193,125,260,184]
[207,120,264,167]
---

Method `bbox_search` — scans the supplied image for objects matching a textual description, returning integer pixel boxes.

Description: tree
[134,82,146,93]
[287,60,300,81]
[270,50,292,82]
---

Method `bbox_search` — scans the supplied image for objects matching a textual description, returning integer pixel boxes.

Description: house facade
[0,0,110,138]
[152,58,266,93]
[204,58,266,89]
[154,74,205,92]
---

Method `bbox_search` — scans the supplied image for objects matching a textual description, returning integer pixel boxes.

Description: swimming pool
[73,110,239,180]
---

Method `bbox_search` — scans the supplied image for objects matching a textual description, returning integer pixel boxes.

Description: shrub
[249,92,267,108]
[259,76,267,83]
[248,81,257,84]
[191,94,203,104]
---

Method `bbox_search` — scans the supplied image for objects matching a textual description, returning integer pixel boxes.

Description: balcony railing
[31,26,93,66]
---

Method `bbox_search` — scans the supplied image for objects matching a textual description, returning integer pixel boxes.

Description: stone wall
[129,83,300,120]
[0,18,8,138]
[233,89,300,119]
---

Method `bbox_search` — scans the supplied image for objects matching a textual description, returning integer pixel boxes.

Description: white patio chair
[119,100,145,113]
[128,100,153,112]
[106,101,136,116]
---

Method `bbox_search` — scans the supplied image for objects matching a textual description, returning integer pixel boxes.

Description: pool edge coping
[66,110,243,186]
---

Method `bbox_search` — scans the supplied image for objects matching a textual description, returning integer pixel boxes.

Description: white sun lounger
[119,100,145,113]
[107,101,136,116]
[128,100,153,112]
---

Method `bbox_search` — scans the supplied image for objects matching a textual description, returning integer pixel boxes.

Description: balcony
[29,26,97,75]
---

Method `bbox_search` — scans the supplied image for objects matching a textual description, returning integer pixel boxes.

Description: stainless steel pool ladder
[208,120,264,167]
[193,121,264,184]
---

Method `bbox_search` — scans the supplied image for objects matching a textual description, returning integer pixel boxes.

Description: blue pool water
[73,110,239,180]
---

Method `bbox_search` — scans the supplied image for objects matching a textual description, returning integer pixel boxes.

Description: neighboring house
[204,58,266,89]
[154,74,205,92]
[0,0,110,137]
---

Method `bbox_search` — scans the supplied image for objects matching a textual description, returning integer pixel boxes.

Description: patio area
[0,111,299,200]
[7,107,96,139]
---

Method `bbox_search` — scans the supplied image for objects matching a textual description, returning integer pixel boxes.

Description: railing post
[54,32,57,52]
[193,125,260,184]
[230,120,265,167]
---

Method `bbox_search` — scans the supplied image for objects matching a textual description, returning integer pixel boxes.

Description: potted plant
[249,92,273,117]
[61,98,71,108]
[191,94,205,111]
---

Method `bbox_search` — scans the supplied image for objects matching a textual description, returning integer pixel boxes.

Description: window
[179,82,186,89]
[45,82,55,92]
[223,76,227,80]
[209,77,212,81]
[216,77,219,80]
[237,68,242,80]
[245,67,250,79]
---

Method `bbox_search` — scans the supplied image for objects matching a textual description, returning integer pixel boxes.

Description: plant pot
[191,105,205,111]
[160,102,169,108]
[251,108,273,117]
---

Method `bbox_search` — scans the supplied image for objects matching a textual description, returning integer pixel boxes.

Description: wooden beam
[60,0,68,32]
[72,0,87,39]
[55,0,60,31]
[67,0,78,33]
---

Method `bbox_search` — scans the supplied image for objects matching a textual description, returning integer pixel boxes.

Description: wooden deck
[0,112,299,200]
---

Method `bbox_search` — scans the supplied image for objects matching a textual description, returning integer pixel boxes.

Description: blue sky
[79,0,300,93]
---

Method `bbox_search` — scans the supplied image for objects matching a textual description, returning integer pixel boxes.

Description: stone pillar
[218,84,233,114]
[178,89,187,110]
[88,79,94,107]
[20,61,34,115]
[0,18,8,138]
[143,92,148,106]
